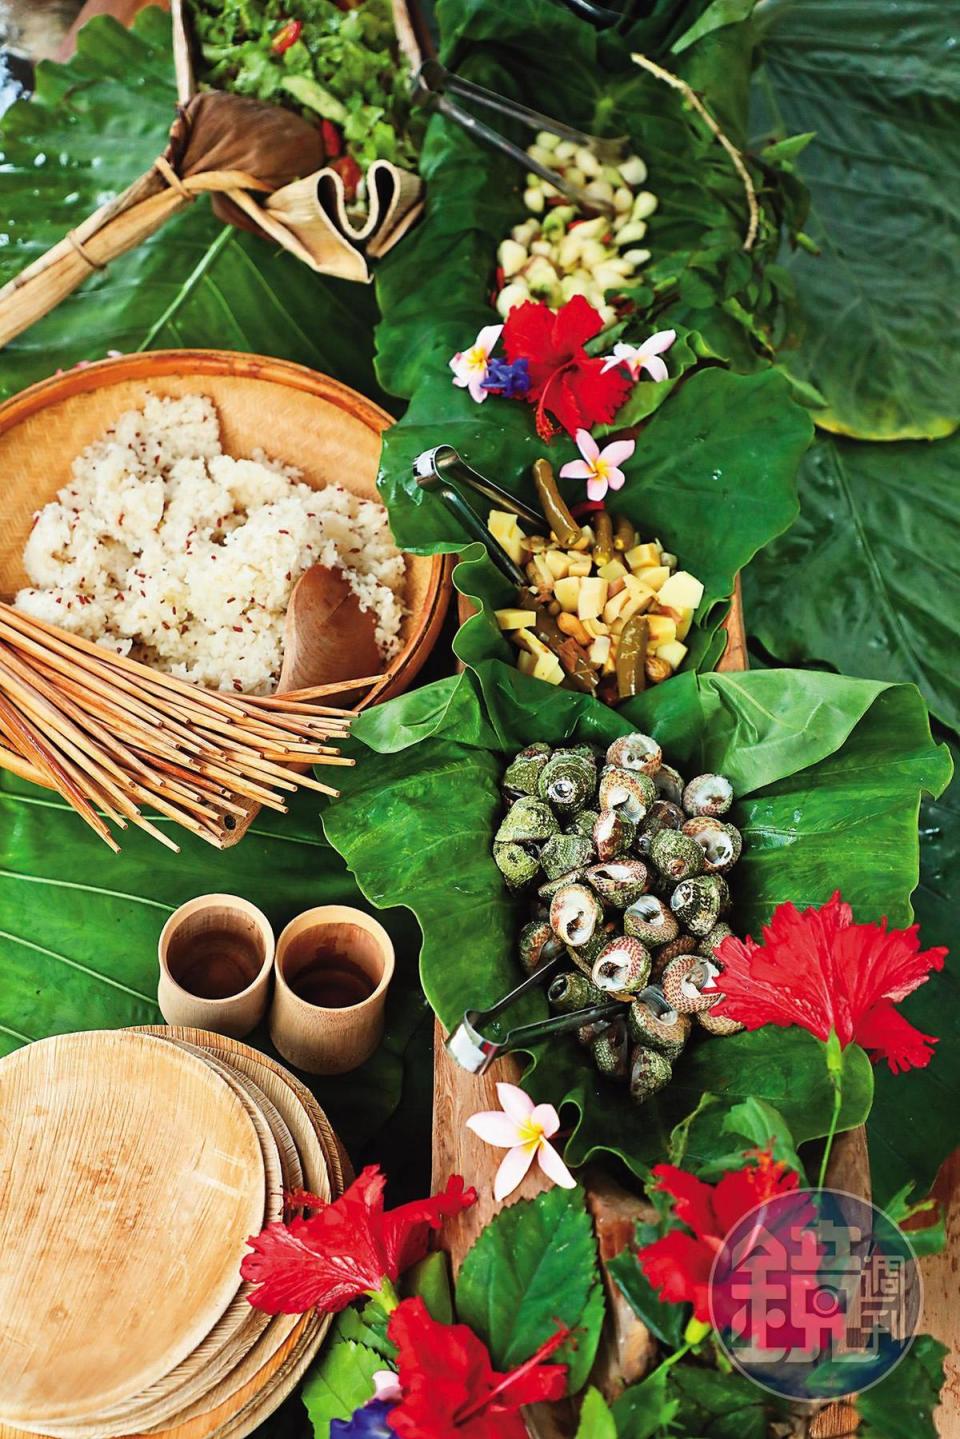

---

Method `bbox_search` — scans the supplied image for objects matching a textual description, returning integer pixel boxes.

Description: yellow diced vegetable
[532,651,566,684]
[603,590,629,624]
[597,558,628,582]
[544,549,571,580]
[657,571,705,611]
[495,609,537,630]
[515,630,553,659]
[589,635,612,665]
[675,607,694,642]
[622,576,656,608]
[488,509,526,565]
[656,640,688,670]
[554,576,581,611]
[634,565,670,592]
[626,542,661,570]
[646,614,677,646]
[532,554,555,589]
[567,554,593,577]
[578,577,609,621]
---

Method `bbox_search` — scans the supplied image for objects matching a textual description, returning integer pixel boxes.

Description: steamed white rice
[15,393,407,694]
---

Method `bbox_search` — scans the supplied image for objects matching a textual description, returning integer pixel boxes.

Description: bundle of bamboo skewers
[0,603,376,853]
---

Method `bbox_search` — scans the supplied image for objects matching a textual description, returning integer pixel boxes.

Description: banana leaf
[0,9,385,406]
[751,0,960,441]
[744,431,960,738]
[324,652,951,1183]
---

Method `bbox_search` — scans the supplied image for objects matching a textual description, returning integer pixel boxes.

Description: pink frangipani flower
[559,428,636,502]
[600,329,676,383]
[466,1082,577,1202]
[449,324,504,403]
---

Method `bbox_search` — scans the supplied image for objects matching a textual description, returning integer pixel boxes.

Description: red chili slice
[271,19,303,53]
[320,119,343,158]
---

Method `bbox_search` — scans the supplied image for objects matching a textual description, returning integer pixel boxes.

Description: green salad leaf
[301,1338,382,1435]
[0,10,384,404]
[454,1186,604,1389]
[324,660,950,1180]
[744,432,960,737]
[752,0,960,441]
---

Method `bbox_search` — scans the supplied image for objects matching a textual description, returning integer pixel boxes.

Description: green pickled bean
[532,458,581,547]
[613,513,636,553]
[592,511,615,568]
[616,615,648,699]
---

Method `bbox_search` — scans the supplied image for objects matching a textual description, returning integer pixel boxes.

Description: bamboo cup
[158,894,275,1039]
[269,905,395,1075]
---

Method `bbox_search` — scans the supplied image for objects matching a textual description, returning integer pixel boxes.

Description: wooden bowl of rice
[0,350,452,711]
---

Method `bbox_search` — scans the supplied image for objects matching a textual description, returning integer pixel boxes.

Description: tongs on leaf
[447,951,623,1074]
[414,60,627,217]
[413,445,599,693]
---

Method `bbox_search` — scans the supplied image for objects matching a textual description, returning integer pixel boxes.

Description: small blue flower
[481,357,531,398]
[330,1398,396,1438]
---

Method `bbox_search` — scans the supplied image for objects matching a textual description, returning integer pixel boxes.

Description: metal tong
[446,952,622,1074]
[414,59,627,217]
[414,444,543,588]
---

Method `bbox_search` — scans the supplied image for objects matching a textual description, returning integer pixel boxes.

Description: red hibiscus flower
[638,1148,801,1322]
[241,1166,476,1315]
[385,1297,569,1439]
[712,892,947,1074]
[502,296,632,440]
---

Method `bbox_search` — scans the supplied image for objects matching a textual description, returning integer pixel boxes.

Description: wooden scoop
[278,564,382,701]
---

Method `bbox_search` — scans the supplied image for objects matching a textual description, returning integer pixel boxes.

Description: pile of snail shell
[492,733,745,1104]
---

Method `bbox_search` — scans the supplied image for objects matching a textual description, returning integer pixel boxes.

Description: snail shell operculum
[630,1045,673,1103]
[599,766,657,824]
[503,742,551,797]
[592,935,652,996]
[537,751,598,813]
[682,817,742,873]
[567,808,600,839]
[662,952,722,1014]
[593,808,636,861]
[592,1018,630,1079]
[493,841,540,891]
[540,832,595,880]
[496,795,559,844]
[550,882,603,947]
[670,875,722,935]
[650,828,704,882]
[654,763,685,806]
[651,932,697,981]
[606,732,663,776]
[682,772,734,818]
[624,893,680,948]
[697,1008,744,1036]
[585,858,649,908]
[627,989,691,1060]
[548,971,606,1013]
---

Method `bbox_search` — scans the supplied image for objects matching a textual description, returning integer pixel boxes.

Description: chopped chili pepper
[320,119,343,158]
[331,154,363,200]
[271,19,303,54]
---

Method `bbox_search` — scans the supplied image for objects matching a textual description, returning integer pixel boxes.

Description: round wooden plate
[0,1032,266,1428]
[81,1054,297,1437]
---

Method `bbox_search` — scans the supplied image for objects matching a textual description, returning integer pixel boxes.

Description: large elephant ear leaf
[325,667,951,1184]
[752,0,960,440]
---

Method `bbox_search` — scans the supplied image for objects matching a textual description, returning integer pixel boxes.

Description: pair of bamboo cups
[157,896,394,1075]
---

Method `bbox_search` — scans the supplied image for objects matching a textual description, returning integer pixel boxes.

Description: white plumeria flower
[600,329,677,383]
[560,427,636,503]
[371,1370,403,1403]
[449,324,504,403]
[466,1081,577,1202]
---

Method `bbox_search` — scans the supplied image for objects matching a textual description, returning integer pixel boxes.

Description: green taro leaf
[301,1339,382,1436]
[324,664,950,1180]
[0,10,384,404]
[454,1186,604,1378]
[0,778,427,1156]
[744,433,960,736]
[752,0,960,440]
[868,744,960,1205]
[856,1333,948,1439]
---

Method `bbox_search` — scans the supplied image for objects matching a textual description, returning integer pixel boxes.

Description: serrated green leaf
[301,1339,382,1437]
[612,1365,678,1439]
[669,1363,787,1437]
[608,1230,687,1349]
[671,0,757,57]
[564,1277,607,1395]
[577,1386,617,1439]
[753,0,959,440]
[744,433,960,736]
[454,1186,601,1371]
